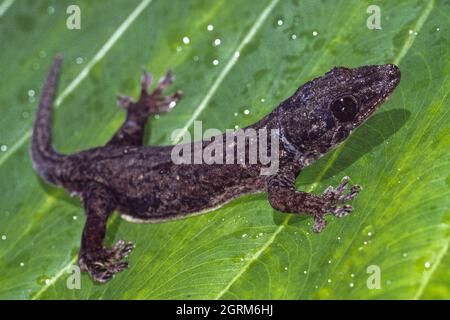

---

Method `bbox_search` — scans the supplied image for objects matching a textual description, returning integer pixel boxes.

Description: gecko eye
[330,95,359,122]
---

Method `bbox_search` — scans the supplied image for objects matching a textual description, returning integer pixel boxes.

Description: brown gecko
[31,55,400,282]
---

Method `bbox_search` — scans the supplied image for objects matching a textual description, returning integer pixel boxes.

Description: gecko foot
[144,69,183,113]
[116,69,183,118]
[78,240,135,283]
[312,176,362,233]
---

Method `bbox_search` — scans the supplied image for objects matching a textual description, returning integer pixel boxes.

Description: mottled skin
[31,55,400,282]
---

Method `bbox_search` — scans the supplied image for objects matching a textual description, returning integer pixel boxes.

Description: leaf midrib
[0,0,14,17]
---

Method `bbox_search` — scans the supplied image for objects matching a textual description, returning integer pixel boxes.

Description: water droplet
[351,273,355,278]
[154,114,160,119]
[244,109,250,115]
[284,266,288,270]
[363,241,368,245]
[362,225,375,239]
[213,38,221,46]
[233,112,238,117]
[0,145,7,152]
[349,282,354,288]
[436,27,440,31]
[39,50,47,58]
[72,216,77,220]
[207,24,214,31]
[258,232,263,236]
[240,258,244,262]
[221,218,225,222]
[20,262,25,267]
[414,31,418,36]
[47,6,55,15]
[260,98,265,103]
[312,31,318,36]
[328,260,332,264]
[337,236,341,240]
[28,89,35,97]
[303,270,307,274]
[424,261,431,269]
[277,19,284,26]
[76,57,84,64]
[182,36,190,44]
[193,56,199,62]
[234,51,240,58]
[1,235,6,240]
[234,125,239,129]
[327,279,332,283]
[212,59,219,66]
[402,252,408,257]
[241,233,247,238]
[291,34,297,40]
[45,279,51,285]
[169,101,177,109]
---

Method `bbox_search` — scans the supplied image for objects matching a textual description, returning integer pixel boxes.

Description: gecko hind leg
[78,183,135,282]
[107,69,183,146]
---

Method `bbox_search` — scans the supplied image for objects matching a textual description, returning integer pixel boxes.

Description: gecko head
[277,64,400,157]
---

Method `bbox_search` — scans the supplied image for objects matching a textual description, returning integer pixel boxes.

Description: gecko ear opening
[330,95,359,122]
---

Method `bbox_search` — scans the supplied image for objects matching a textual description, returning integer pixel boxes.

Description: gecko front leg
[78,183,134,282]
[268,171,361,233]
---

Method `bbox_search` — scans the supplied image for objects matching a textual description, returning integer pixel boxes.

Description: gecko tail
[31,54,65,185]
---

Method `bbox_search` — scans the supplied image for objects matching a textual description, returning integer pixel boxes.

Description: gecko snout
[384,64,401,82]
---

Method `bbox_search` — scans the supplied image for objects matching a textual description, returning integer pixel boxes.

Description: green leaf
[0,0,448,299]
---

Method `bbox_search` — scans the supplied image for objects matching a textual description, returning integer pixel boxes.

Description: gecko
[31,54,400,282]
